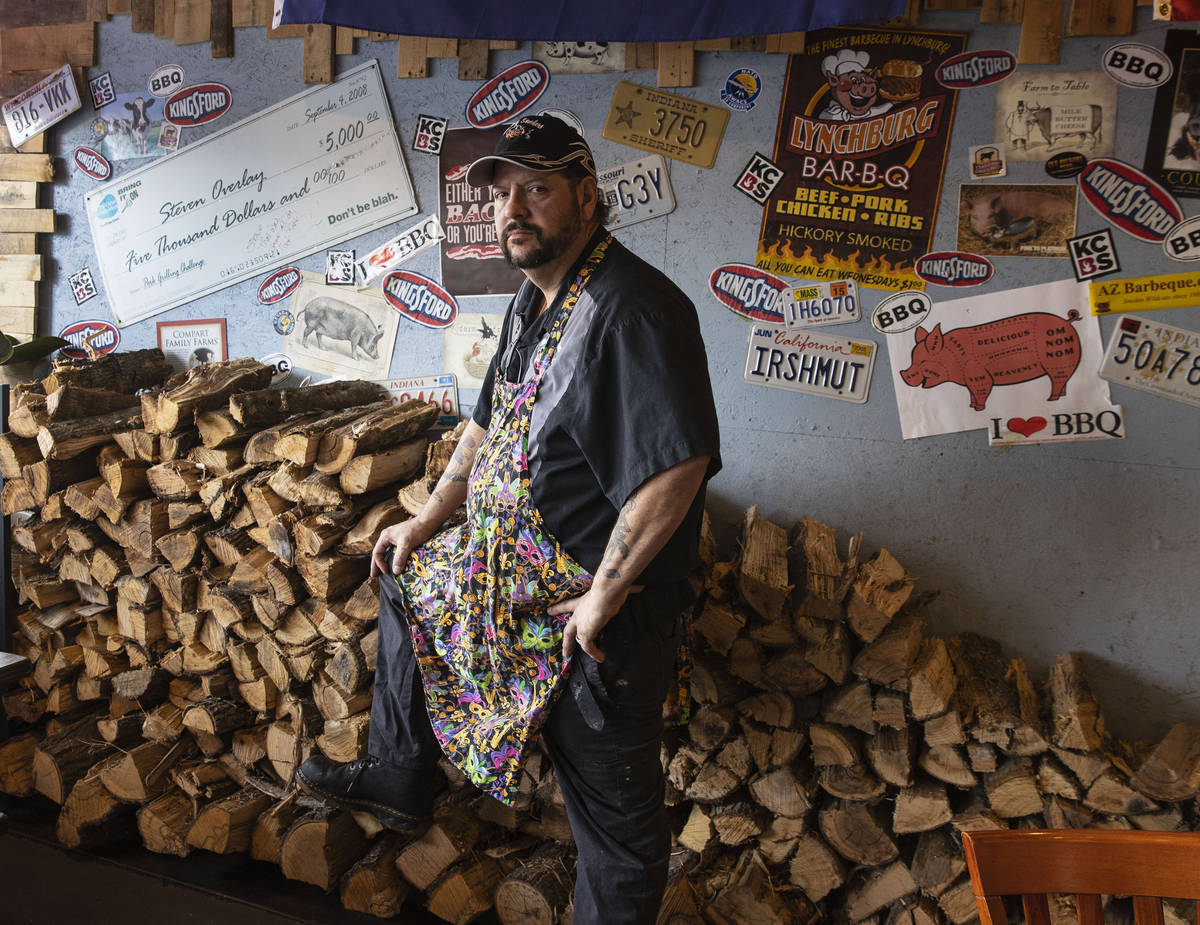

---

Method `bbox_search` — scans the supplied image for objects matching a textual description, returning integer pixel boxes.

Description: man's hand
[548,586,631,662]
[370,519,436,578]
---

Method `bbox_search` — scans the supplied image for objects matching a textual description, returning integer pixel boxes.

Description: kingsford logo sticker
[466,61,549,128]
[257,266,302,304]
[935,50,1016,89]
[58,319,120,358]
[708,264,788,323]
[382,270,459,328]
[73,145,111,180]
[1078,158,1182,243]
[915,252,993,287]
[164,83,232,127]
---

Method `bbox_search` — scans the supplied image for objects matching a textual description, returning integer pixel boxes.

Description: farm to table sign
[85,61,418,326]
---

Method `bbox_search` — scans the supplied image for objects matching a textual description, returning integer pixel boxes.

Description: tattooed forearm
[420,424,485,523]
[599,491,638,580]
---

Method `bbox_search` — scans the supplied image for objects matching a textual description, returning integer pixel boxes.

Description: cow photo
[89,92,176,161]
[283,271,399,380]
[993,70,1116,162]
[957,183,1078,258]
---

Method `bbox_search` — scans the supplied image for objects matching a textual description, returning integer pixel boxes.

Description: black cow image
[298,297,385,360]
[124,97,155,156]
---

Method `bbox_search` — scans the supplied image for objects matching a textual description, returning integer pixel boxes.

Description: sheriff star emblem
[614,101,639,128]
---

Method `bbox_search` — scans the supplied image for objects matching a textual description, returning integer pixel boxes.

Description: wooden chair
[963,828,1200,925]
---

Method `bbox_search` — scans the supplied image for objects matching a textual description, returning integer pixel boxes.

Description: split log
[851,608,924,689]
[911,827,966,897]
[145,358,273,433]
[23,455,99,505]
[984,758,1043,818]
[845,861,917,923]
[736,506,790,622]
[56,769,137,848]
[790,833,847,903]
[818,763,885,802]
[818,800,898,867]
[919,745,977,790]
[45,349,172,394]
[0,433,42,479]
[893,782,952,834]
[46,384,137,421]
[146,460,206,500]
[188,444,243,474]
[801,618,852,685]
[946,633,1021,749]
[867,726,913,788]
[1132,722,1200,802]
[316,711,370,762]
[314,397,438,474]
[36,406,143,459]
[295,552,369,600]
[99,739,190,803]
[273,401,391,467]
[193,409,254,448]
[749,765,813,817]
[182,697,252,737]
[908,637,956,721]
[847,548,915,643]
[338,435,429,494]
[339,496,407,555]
[692,599,746,656]
[397,804,484,890]
[186,785,273,853]
[232,379,382,428]
[427,853,504,925]
[493,845,572,925]
[280,806,370,890]
[810,723,859,767]
[0,732,40,797]
[795,517,859,616]
[1084,768,1159,815]
[137,789,195,856]
[1007,658,1049,756]
[339,832,410,918]
[32,714,113,804]
[1048,652,1105,752]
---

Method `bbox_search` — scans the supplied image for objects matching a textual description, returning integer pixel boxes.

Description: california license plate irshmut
[597,155,676,229]
[1098,316,1200,408]
[785,279,861,328]
[743,326,876,403]
[602,81,728,168]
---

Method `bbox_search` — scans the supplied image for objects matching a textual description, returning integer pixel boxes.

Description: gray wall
[43,11,1198,738]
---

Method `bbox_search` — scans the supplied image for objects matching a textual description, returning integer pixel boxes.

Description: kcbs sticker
[987,404,1124,445]
[915,252,993,287]
[1102,43,1172,89]
[382,270,459,328]
[872,290,932,334]
[1068,229,1120,281]
[1163,215,1200,261]
[735,152,783,205]
[1077,158,1182,242]
[935,50,1016,89]
[412,113,447,154]
[58,319,119,358]
[73,146,111,180]
[164,82,232,127]
[147,64,185,97]
[258,267,302,304]
[261,352,293,385]
[465,61,549,128]
[708,264,788,323]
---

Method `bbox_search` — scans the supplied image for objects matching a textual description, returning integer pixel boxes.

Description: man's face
[829,68,878,117]
[491,163,588,270]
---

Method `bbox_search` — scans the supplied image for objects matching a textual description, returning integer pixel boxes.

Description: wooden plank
[0,155,53,183]
[888,0,922,25]
[488,40,517,50]
[0,0,91,29]
[1018,0,1064,63]
[457,39,489,81]
[267,20,306,38]
[628,42,657,71]
[426,37,457,57]
[981,0,1025,23]
[230,0,269,27]
[0,209,54,233]
[108,0,132,12]
[729,36,766,52]
[924,0,981,7]
[303,24,334,84]
[174,0,211,44]
[0,281,36,306]
[334,26,355,56]
[765,33,805,54]
[0,182,37,208]
[1067,0,1134,34]
[0,305,37,335]
[87,0,109,20]
[154,0,175,37]
[210,0,232,57]
[396,36,429,79]
[0,235,37,255]
[657,42,694,88]
[0,21,96,72]
[368,31,398,41]
[0,255,42,281]
[694,38,732,51]
[131,0,155,30]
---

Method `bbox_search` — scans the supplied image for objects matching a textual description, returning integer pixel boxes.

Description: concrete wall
[41,10,1199,738]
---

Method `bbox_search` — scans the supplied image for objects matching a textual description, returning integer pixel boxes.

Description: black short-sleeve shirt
[473,229,721,584]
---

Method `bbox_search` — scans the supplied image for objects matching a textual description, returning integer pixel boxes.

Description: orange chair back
[963,829,1200,925]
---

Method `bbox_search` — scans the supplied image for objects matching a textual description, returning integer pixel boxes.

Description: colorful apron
[396,236,612,805]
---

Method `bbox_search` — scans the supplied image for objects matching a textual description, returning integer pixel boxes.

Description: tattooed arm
[549,455,710,661]
[370,420,487,577]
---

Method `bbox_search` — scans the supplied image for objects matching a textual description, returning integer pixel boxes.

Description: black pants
[368,573,685,925]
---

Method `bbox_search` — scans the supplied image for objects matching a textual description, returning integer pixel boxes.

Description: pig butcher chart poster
[1142,30,1200,200]
[887,278,1114,439]
[439,127,526,297]
[956,183,1077,258]
[282,271,399,380]
[993,71,1116,163]
[755,27,966,293]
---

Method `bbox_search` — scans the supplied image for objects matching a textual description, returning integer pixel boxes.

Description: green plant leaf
[0,333,70,365]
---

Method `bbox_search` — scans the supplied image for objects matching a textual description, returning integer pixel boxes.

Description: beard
[500,207,583,269]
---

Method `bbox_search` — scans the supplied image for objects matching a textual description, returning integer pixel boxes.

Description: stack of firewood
[3,352,1200,925]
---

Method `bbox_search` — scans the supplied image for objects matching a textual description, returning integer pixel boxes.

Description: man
[818,47,893,121]
[1006,100,1030,152]
[297,114,720,924]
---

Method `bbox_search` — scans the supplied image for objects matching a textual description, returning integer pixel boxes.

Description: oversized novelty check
[86,60,418,326]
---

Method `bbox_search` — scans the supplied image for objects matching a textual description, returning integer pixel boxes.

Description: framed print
[157,317,228,372]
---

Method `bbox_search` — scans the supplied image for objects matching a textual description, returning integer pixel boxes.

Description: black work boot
[296,754,436,834]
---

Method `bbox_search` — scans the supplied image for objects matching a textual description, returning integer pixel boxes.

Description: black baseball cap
[465,114,595,188]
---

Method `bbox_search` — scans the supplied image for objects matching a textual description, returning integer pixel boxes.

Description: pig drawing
[298,297,385,360]
[900,310,1083,412]
[967,189,1075,240]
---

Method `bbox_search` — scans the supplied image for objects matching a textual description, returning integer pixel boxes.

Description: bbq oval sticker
[164,82,232,127]
[1103,43,1172,89]
[872,290,932,335]
[147,64,185,97]
[58,319,120,358]
[466,60,549,128]
[1078,158,1182,243]
[709,264,788,323]
[935,50,1016,89]
[257,266,302,304]
[382,270,459,328]
[915,252,992,288]
[73,145,111,180]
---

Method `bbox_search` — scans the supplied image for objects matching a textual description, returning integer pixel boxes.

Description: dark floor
[0,796,447,924]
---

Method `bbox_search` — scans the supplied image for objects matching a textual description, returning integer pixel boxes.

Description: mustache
[502,221,540,237]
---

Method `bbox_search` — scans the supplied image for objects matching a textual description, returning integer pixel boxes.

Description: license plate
[597,155,676,229]
[743,326,876,403]
[2,64,81,149]
[785,279,861,328]
[1098,317,1200,408]
[375,373,460,424]
[602,81,728,169]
